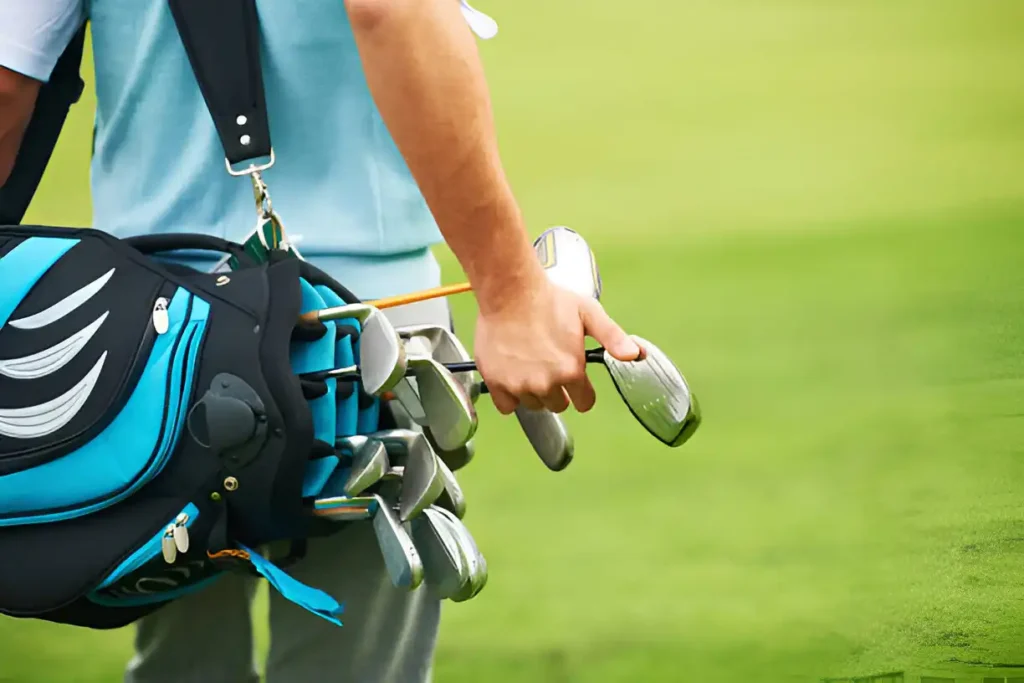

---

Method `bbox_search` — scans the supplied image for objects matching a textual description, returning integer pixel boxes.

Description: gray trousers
[124,297,452,683]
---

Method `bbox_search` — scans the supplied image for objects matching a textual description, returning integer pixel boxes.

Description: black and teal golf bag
[0,0,388,628]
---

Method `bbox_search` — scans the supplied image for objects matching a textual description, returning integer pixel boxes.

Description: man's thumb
[580,299,642,361]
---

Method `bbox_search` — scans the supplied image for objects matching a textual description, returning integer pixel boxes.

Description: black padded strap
[0,25,87,225]
[168,0,271,168]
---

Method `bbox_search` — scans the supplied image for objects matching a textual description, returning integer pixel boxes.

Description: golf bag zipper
[0,292,208,525]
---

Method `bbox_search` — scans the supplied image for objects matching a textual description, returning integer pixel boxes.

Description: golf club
[411,507,470,600]
[336,436,390,497]
[371,430,446,522]
[312,493,424,590]
[433,455,467,520]
[432,505,487,601]
[298,303,407,396]
[443,338,700,448]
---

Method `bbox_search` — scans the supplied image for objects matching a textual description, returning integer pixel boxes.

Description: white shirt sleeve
[0,0,86,81]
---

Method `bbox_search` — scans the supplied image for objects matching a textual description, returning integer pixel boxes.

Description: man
[0,1,641,681]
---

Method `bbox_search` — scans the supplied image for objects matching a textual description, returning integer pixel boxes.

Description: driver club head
[373,429,446,521]
[412,507,470,600]
[407,355,478,452]
[315,303,407,396]
[602,336,701,447]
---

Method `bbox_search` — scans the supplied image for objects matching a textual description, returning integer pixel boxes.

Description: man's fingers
[579,298,641,362]
[488,386,519,415]
[519,393,545,411]
[564,375,597,413]
[539,386,571,414]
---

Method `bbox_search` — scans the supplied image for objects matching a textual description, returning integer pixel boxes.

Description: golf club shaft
[368,283,474,310]
[301,349,610,383]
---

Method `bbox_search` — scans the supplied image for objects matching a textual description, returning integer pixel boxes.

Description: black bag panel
[0,491,200,616]
[0,235,25,259]
[237,259,312,544]
[0,237,173,473]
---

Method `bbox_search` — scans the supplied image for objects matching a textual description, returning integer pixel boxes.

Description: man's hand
[473,271,641,415]
[0,66,41,187]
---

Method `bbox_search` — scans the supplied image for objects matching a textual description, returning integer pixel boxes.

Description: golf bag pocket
[0,233,209,525]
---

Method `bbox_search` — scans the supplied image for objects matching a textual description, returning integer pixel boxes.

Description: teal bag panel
[290,279,336,445]
[0,290,209,525]
[0,237,80,328]
[312,285,362,438]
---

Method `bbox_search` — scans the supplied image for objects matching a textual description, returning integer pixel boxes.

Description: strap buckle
[224,148,276,178]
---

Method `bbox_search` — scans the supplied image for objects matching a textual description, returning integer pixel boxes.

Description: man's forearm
[346,0,544,312]
[0,67,41,187]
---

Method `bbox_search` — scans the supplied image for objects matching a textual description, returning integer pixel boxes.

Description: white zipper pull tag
[152,297,170,335]
[161,524,178,564]
[173,513,191,554]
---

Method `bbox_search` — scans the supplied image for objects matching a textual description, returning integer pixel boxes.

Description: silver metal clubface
[340,437,390,497]
[412,507,470,600]
[601,336,701,447]
[434,456,467,519]
[432,506,487,601]
[311,494,424,590]
[398,326,477,400]
[373,430,446,522]
[513,407,574,472]
[407,355,478,452]
[314,303,407,396]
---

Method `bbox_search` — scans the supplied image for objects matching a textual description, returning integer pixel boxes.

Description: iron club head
[312,303,407,395]
[432,506,487,601]
[434,455,467,519]
[373,429,446,522]
[406,355,478,452]
[411,507,470,600]
[339,437,390,497]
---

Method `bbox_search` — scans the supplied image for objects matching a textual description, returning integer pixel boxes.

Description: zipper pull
[173,513,191,554]
[152,297,170,335]
[161,524,177,564]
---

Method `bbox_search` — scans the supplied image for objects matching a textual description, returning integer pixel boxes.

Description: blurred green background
[6,0,1024,681]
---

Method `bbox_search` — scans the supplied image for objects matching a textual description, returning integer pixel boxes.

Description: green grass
[6,0,1024,681]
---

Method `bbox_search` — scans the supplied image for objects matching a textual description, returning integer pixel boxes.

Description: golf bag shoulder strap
[168,0,272,168]
[0,24,87,226]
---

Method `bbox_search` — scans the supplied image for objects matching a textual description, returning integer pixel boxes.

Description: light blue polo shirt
[0,0,497,298]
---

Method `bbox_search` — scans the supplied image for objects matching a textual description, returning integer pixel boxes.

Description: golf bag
[0,0,386,628]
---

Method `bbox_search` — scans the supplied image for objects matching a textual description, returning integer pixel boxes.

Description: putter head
[369,493,424,590]
[407,355,478,452]
[514,406,575,472]
[432,506,487,602]
[533,226,602,301]
[411,507,470,600]
[434,456,467,519]
[341,438,390,497]
[373,429,446,521]
[602,336,701,447]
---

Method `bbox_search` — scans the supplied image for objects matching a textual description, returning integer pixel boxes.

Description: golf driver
[411,507,471,600]
[298,303,407,396]
[312,493,424,590]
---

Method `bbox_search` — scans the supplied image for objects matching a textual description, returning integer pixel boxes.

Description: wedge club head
[412,507,470,600]
[601,336,701,447]
[398,325,478,401]
[513,407,574,472]
[373,429,446,522]
[312,303,407,395]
